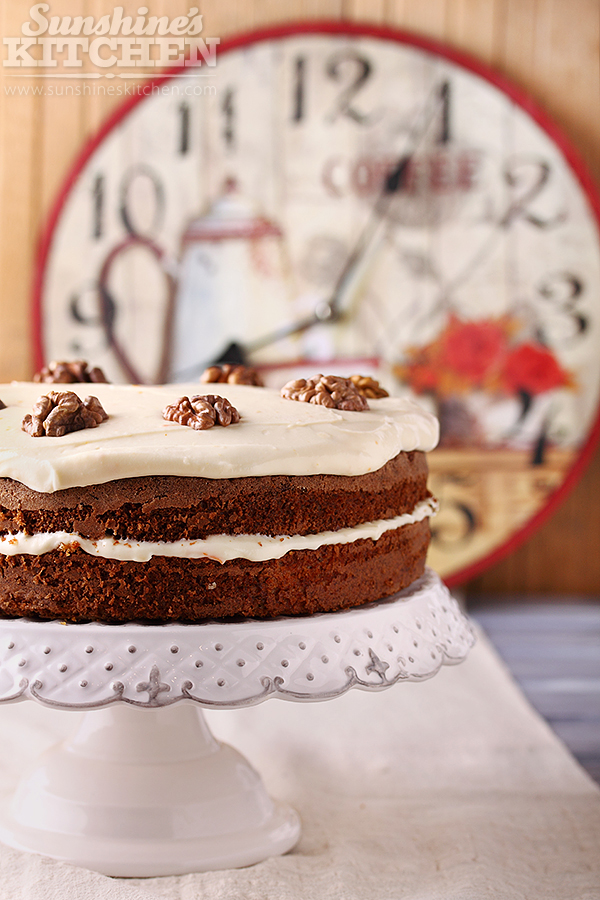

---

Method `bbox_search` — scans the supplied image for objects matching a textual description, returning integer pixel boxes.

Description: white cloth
[0,628,598,899]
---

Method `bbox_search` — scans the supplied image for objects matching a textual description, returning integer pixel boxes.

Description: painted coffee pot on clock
[96,178,292,384]
[171,179,294,382]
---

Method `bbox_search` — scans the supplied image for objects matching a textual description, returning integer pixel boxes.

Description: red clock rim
[31,19,600,590]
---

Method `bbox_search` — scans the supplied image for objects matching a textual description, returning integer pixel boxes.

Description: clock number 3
[536,272,588,345]
[292,49,374,124]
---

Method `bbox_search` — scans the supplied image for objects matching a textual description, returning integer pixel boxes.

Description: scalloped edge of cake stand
[0,569,475,710]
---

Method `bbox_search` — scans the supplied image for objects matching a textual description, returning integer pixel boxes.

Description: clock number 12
[292,49,374,124]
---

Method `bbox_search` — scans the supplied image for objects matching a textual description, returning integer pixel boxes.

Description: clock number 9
[68,281,108,354]
[292,49,374,124]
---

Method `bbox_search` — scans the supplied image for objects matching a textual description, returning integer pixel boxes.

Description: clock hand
[246,164,408,344]
[204,156,414,371]
[194,293,345,371]
[205,86,446,370]
[207,166,408,369]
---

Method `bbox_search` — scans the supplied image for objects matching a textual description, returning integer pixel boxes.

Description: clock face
[35,22,600,585]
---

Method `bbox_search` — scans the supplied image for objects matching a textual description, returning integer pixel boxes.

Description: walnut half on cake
[0,381,439,623]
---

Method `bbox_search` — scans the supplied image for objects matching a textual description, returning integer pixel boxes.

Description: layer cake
[0,381,439,622]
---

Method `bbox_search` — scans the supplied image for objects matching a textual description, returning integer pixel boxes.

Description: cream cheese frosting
[0,498,438,563]
[0,382,439,492]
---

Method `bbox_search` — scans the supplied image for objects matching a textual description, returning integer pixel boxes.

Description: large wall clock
[34,21,600,586]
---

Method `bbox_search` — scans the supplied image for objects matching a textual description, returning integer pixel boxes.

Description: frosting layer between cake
[0,497,438,562]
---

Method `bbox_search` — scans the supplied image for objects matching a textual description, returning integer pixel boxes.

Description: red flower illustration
[500,342,571,395]
[438,315,507,385]
[393,314,574,448]
[395,314,572,412]
[400,358,439,394]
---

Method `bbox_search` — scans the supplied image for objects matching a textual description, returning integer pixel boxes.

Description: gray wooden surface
[471,603,600,784]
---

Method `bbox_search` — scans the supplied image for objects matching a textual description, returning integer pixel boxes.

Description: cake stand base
[0,569,475,876]
[0,702,300,877]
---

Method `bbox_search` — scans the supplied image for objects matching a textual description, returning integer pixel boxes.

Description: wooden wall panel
[0,0,598,594]
[0,2,41,377]
[38,1,87,224]
[389,0,449,36]
[342,0,387,24]
[443,0,501,63]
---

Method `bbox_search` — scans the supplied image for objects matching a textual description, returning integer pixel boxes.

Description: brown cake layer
[0,519,430,622]
[0,451,428,541]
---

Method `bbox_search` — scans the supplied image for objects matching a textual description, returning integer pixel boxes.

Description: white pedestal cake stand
[0,569,473,877]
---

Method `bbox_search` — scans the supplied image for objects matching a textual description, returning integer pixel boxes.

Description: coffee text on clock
[322,150,479,198]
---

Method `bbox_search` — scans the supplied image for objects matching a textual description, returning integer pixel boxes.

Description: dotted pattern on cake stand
[0,569,475,877]
[0,570,474,709]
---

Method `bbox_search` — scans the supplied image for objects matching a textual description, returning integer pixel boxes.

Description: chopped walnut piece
[201,394,241,426]
[281,374,369,411]
[34,360,109,384]
[163,396,215,430]
[22,391,109,437]
[200,364,265,387]
[349,374,389,399]
[162,394,240,430]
